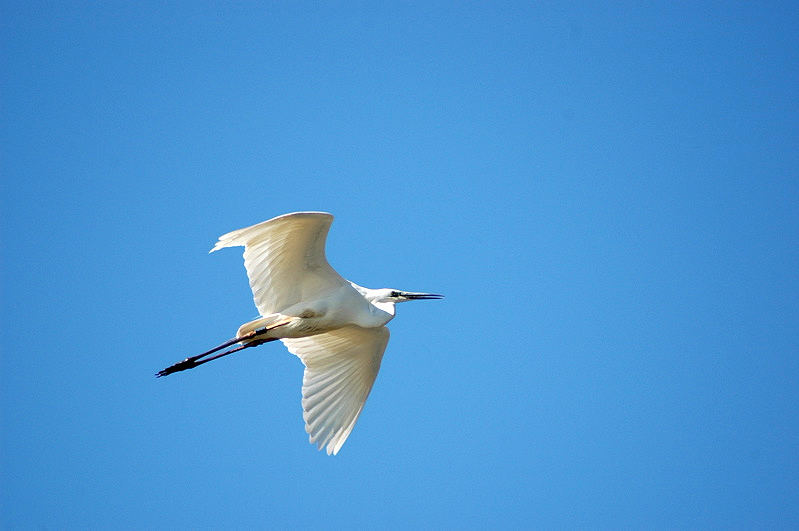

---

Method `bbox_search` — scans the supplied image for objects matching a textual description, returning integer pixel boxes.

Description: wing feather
[281,326,390,455]
[210,212,347,316]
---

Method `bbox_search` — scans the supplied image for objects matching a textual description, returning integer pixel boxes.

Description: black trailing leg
[156,328,274,377]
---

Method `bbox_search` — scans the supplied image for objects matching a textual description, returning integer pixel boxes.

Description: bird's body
[234,282,394,340]
[157,212,441,455]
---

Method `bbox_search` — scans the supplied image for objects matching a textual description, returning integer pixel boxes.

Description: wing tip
[207,211,335,253]
[310,436,342,456]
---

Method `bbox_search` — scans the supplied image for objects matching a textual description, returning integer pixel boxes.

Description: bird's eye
[390,291,400,297]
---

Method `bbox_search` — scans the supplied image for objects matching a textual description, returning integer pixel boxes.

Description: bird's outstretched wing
[210,212,347,316]
[281,325,390,455]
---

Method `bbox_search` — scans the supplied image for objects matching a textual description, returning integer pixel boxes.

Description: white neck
[350,282,396,326]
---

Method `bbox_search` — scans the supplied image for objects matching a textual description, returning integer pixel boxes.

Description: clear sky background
[2,2,798,528]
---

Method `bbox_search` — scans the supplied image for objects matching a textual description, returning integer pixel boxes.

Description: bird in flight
[157,211,442,455]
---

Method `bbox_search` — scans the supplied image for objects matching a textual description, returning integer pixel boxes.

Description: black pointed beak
[402,292,444,300]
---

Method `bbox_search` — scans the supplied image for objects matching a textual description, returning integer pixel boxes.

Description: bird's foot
[156,357,200,377]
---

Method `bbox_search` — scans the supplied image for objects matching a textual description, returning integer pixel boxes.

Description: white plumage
[158,211,441,455]
[211,212,347,317]
[284,326,389,455]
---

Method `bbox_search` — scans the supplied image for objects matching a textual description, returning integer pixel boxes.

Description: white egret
[157,211,442,455]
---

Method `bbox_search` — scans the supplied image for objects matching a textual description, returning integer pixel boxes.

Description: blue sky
[2,1,798,528]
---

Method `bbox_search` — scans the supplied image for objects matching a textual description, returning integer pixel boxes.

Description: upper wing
[210,212,348,316]
[281,326,390,455]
